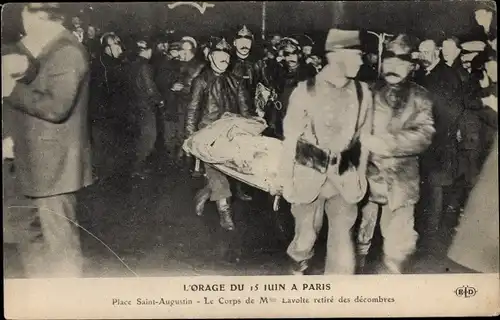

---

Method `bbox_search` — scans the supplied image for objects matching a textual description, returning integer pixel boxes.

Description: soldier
[229,25,262,201]
[185,37,252,231]
[272,29,373,275]
[356,35,435,274]
[230,25,258,104]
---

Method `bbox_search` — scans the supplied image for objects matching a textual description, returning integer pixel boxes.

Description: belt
[329,153,339,165]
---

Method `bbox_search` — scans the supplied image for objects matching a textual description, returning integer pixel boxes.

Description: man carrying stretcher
[184,37,253,231]
[272,29,374,275]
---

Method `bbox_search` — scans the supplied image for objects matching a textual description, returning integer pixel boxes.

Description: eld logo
[455,286,478,298]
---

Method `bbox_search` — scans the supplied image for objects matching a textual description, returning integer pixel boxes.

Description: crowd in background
[2,2,497,277]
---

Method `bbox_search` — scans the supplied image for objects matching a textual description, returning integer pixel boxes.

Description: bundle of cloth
[183,112,283,183]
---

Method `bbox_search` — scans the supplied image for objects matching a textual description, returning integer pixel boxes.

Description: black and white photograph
[2,1,499,318]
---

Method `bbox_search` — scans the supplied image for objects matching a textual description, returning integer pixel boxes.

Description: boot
[235,182,252,201]
[289,259,309,275]
[217,200,235,231]
[356,254,368,274]
[377,256,403,274]
[194,185,211,216]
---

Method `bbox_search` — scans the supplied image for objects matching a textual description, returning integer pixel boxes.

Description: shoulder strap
[353,80,364,132]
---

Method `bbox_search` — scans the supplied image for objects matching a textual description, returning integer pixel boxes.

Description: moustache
[240,47,250,51]
[384,72,401,78]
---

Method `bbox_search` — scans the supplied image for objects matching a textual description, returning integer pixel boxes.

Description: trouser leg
[133,114,157,172]
[18,193,84,278]
[379,204,418,273]
[324,195,358,275]
[286,199,325,263]
[419,184,443,253]
[204,165,232,202]
[356,201,379,256]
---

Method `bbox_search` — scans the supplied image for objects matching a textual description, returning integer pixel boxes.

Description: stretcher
[194,158,282,212]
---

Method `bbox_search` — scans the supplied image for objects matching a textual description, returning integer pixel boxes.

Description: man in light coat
[273,29,373,275]
[2,3,93,277]
[356,35,435,274]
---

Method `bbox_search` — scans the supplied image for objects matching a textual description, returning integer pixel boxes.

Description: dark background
[1,1,486,45]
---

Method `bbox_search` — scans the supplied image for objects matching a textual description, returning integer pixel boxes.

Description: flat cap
[325,29,361,52]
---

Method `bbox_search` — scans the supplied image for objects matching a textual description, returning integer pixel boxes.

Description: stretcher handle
[273,195,280,212]
[195,158,201,172]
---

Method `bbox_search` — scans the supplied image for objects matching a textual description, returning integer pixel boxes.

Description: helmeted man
[356,34,435,274]
[171,36,206,166]
[230,25,257,89]
[185,37,252,231]
[273,29,373,275]
[227,25,263,200]
[295,34,323,73]
[266,37,316,139]
[89,32,132,179]
[127,39,165,179]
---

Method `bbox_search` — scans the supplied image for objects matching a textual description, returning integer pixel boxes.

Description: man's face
[302,45,312,57]
[442,39,461,64]
[179,41,194,62]
[72,16,81,28]
[342,51,363,78]
[87,26,96,39]
[169,49,180,59]
[21,6,43,36]
[234,36,252,55]
[283,46,300,69]
[271,35,281,46]
[418,40,439,68]
[324,50,363,79]
[475,9,493,28]
[382,56,413,84]
[106,38,123,59]
[209,50,231,72]
[157,42,169,55]
[143,48,153,60]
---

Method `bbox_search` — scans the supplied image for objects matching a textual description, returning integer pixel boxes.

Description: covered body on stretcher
[182,112,283,210]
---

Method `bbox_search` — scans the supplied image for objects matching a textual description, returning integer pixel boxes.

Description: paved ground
[3,123,475,278]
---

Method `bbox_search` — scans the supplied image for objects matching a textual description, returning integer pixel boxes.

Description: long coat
[367,81,435,211]
[415,61,464,186]
[4,30,93,197]
[279,78,373,205]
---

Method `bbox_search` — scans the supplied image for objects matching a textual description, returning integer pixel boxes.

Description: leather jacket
[230,55,258,88]
[185,68,252,138]
[128,56,163,114]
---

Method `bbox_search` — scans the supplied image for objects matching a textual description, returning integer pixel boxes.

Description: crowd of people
[2,2,498,278]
